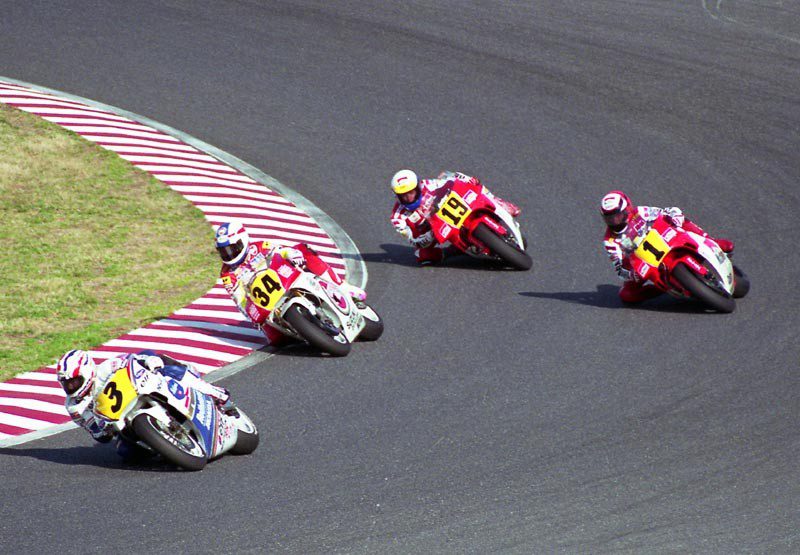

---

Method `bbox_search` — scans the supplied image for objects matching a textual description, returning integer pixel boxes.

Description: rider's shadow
[519,285,715,313]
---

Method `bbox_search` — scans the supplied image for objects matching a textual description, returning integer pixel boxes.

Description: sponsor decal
[408,212,422,224]
[662,228,677,243]
[278,265,294,279]
[167,379,186,400]
[463,190,478,205]
[439,224,452,238]
[222,275,232,286]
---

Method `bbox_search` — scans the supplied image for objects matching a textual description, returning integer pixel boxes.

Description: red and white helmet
[215,220,249,266]
[600,190,635,233]
[56,349,96,400]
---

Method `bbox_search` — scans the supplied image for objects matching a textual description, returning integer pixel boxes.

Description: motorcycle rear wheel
[733,265,750,298]
[358,304,384,341]
[283,304,351,357]
[132,413,207,471]
[472,223,532,271]
[672,263,736,313]
[230,413,259,455]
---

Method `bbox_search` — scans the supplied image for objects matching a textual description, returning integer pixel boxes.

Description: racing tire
[472,222,532,271]
[230,414,259,455]
[672,263,736,313]
[283,304,351,357]
[132,413,207,471]
[358,305,384,342]
[733,265,750,298]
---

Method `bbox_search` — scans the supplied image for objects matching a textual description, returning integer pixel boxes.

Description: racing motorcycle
[93,357,259,471]
[245,254,383,357]
[626,213,749,312]
[427,172,531,270]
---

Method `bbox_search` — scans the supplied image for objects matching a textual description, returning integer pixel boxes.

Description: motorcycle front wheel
[283,304,351,357]
[672,263,736,313]
[358,304,384,341]
[132,413,207,471]
[472,223,532,271]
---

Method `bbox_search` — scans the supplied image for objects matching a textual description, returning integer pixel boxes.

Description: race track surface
[1,1,798,552]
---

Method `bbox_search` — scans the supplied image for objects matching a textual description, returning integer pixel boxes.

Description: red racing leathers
[603,206,734,303]
[220,241,350,344]
[390,172,520,264]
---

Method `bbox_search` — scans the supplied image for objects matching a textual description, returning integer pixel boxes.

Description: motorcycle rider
[600,190,735,303]
[56,349,236,458]
[390,169,521,265]
[215,220,366,344]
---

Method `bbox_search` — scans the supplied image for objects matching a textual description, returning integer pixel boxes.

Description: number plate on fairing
[95,368,137,420]
[248,269,285,311]
[634,228,672,266]
[436,191,472,229]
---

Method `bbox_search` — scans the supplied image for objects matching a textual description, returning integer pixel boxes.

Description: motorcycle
[93,357,259,471]
[244,254,383,357]
[626,213,749,312]
[427,172,531,270]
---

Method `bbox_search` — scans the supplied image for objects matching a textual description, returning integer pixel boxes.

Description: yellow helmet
[390,169,418,195]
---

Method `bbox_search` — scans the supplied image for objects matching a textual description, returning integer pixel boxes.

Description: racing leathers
[64,351,230,447]
[220,241,364,344]
[603,206,734,303]
[390,172,520,265]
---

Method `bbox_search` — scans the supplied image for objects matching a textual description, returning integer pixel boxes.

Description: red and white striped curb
[0,81,348,442]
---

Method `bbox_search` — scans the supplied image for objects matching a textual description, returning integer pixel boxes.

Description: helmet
[56,349,96,400]
[600,190,636,233]
[391,169,422,210]
[215,220,249,266]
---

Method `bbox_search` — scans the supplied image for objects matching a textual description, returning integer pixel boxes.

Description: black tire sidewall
[131,413,207,471]
[672,263,736,313]
[472,222,532,271]
[283,304,351,356]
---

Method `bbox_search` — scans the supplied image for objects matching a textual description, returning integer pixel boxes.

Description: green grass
[0,103,219,380]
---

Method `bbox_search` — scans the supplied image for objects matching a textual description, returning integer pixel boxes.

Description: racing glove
[88,420,114,443]
[664,207,685,227]
[395,222,414,242]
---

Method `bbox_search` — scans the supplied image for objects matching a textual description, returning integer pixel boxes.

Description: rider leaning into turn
[56,349,235,457]
[389,169,520,265]
[215,220,366,344]
[600,190,734,303]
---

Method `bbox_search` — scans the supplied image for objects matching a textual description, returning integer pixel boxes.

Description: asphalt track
[1,1,798,552]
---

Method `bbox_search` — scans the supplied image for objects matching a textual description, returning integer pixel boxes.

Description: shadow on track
[357,243,520,270]
[519,285,722,313]
[0,445,182,472]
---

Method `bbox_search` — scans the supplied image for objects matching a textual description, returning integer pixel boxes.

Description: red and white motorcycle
[244,255,383,356]
[427,172,531,270]
[627,213,749,312]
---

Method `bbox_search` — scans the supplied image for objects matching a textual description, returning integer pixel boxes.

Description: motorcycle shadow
[359,244,513,271]
[0,445,185,472]
[519,285,721,313]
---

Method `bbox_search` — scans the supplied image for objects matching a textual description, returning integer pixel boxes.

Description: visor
[603,210,628,229]
[59,375,85,395]
[217,240,244,263]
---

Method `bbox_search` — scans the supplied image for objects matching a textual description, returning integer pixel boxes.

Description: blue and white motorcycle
[92,357,258,471]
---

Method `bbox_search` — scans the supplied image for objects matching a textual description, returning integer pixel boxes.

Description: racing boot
[713,238,734,255]
[339,282,367,304]
[494,196,521,218]
[215,388,239,418]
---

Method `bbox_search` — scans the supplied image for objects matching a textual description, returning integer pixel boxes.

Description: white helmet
[391,169,422,209]
[391,169,418,195]
[56,349,96,400]
[215,220,249,266]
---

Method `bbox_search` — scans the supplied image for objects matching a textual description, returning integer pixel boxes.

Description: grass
[0,103,219,380]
